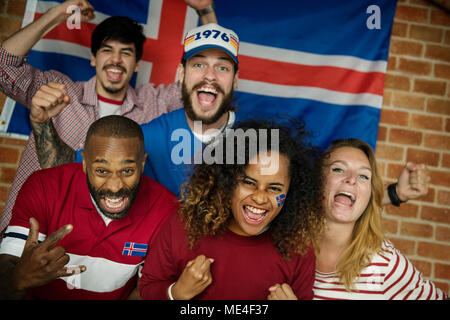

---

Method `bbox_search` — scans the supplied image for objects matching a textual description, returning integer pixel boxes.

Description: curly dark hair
[179,118,325,258]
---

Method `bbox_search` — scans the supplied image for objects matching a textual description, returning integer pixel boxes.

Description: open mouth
[100,196,129,213]
[334,191,355,207]
[242,205,268,224]
[104,66,125,83]
[196,85,219,108]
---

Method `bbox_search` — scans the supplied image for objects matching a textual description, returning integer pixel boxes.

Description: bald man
[0,115,178,300]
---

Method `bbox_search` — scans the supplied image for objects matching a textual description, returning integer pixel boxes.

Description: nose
[105,174,123,193]
[203,65,217,82]
[251,188,268,205]
[110,50,122,64]
[345,171,357,185]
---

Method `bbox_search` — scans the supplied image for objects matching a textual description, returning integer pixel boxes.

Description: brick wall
[0,0,449,295]
[378,0,450,294]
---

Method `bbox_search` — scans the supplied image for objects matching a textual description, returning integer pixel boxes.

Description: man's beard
[182,81,235,125]
[101,63,127,94]
[87,176,141,220]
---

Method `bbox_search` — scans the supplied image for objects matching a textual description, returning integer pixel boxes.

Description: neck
[316,220,355,272]
[187,111,230,135]
[96,83,128,102]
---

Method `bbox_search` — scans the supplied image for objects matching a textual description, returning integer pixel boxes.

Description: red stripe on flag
[239,55,385,96]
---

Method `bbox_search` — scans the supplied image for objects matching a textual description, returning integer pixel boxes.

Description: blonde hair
[321,139,384,290]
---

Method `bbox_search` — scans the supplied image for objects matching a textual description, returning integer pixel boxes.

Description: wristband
[168,282,176,300]
[388,183,405,207]
[196,3,215,16]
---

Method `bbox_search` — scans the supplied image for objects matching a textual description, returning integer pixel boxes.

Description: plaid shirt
[0,47,183,234]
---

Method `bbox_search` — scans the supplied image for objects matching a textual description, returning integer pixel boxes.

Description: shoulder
[141,176,179,202]
[140,109,187,138]
[26,163,83,186]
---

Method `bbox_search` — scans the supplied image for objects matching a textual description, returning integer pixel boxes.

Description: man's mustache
[103,64,126,73]
[96,188,132,198]
[192,81,225,95]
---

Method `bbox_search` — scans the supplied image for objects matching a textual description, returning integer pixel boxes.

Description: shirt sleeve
[291,245,316,300]
[0,171,48,257]
[136,81,183,119]
[383,242,447,300]
[0,47,75,108]
[139,213,183,300]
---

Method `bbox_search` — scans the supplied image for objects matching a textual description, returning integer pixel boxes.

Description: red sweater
[140,213,315,300]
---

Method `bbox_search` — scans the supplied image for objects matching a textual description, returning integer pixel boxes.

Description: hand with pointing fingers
[11,218,86,292]
[171,255,214,300]
[30,82,72,123]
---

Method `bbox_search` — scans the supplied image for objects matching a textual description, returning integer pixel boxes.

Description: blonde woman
[268,139,446,300]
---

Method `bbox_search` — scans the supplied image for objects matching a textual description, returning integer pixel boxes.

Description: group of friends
[0,0,446,300]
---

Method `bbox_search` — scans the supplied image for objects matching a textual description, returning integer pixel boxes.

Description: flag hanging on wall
[0,0,397,150]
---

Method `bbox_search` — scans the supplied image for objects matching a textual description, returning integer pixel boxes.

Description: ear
[141,152,148,169]
[233,70,239,90]
[81,151,87,174]
[176,63,185,84]
[134,60,140,73]
[90,54,96,67]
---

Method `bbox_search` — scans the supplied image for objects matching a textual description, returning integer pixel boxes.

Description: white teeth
[198,87,218,95]
[338,192,355,201]
[245,205,266,214]
[107,68,122,73]
[105,197,124,208]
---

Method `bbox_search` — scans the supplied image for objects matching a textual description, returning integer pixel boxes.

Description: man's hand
[30,83,71,123]
[184,0,213,10]
[11,218,86,292]
[171,255,214,300]
[267,283,298,300]
[51,0,95,25]
[396,162,430,202]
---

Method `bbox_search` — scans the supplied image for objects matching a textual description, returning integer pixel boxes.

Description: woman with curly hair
[139,119,325,300]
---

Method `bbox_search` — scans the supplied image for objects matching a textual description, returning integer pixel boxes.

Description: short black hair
[85,115,144,152]
[91,16,146,61]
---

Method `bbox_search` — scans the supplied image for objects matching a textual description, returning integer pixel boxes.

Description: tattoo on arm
[32,120,75,168]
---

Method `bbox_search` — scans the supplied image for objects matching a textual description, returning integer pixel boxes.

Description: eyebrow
[191,53,233,63]
[93,159,137,165]
[243,175,285,187]
[330,160,372,172]
[100,44,135,52]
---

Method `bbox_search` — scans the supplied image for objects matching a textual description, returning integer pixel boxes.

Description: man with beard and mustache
[0,115,179,299]
[0,0,217,237]
[138,23,241,196]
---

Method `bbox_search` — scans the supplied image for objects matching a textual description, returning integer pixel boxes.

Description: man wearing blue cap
[140,23,241,195]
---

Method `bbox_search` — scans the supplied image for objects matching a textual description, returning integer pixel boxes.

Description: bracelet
[388,183,405,207]
[196,3,215,16]
[167,282,176,300]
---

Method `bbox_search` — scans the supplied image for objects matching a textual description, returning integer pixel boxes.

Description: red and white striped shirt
[0,47,183,234]
[313,240,447,300]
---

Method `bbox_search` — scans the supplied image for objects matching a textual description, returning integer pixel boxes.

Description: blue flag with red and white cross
[0,0,397,151]
[122,242,148,257]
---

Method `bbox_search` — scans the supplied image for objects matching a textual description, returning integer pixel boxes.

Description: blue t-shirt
[76,109,240,196]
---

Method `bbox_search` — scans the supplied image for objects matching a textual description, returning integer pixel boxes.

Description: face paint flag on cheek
[276,194,286,207]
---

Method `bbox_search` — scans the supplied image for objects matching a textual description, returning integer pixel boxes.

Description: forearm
[32,119,75,169]
[2,6,65,56]
[382,185,391,206]
[199,10,217,24]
